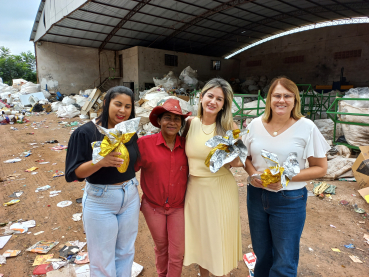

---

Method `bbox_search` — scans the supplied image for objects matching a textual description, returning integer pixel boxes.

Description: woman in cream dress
[182,78,243,277]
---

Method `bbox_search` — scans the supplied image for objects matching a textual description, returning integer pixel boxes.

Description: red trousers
[141,198,185,277]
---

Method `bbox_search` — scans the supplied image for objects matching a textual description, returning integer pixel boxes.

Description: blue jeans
[82,178,140,277]
[247,185,307,277]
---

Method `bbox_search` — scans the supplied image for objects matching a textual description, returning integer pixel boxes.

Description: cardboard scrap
[349,255,363,263]
[352,146,369,189]
[27,241,59,254]
[0,236,12,249]
[2,250,20,258]
[75,252,89,264]
[358,187,369,203]
[33,254,54,266]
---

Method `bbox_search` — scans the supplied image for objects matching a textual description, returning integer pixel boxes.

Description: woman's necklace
[272,118,290,136]
[200,118,216,135]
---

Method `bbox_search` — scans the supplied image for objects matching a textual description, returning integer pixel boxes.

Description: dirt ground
[1,113,369,277]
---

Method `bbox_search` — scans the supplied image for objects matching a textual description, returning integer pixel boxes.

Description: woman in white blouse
[243,77,329,277]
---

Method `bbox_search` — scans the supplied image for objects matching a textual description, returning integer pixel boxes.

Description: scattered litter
[50,190,61,197]
[247,244,253,249]
[3,158,22,163]
[72,213,82,222]
[3,199,20,206]
[313,182,336,195]
[364,234,369,244]
[76,198,82,203]
[33,254,54,266]
[35,185,51,192]
[51,145,67,151]
[344,243,355,249]
[25,167,38,172]
[27,241,59,253]
[237,183,244,187]
[359,221,365,224]
[307,191,315,197]
[75,252,89,264]
[34,231,44,236]
[132,262,144,277]
[53,171,65,178]
[33,263,54,275]
[9,191,23,198]
[31,172,38,175]
[39,162,50,164]
[59,245,79,260]
[308,247,314,252]
[331,248,341,252]
[46,140,59,144]
[0,236,12,249]
[57,201,72,208]
[243,252,256,277]
[339,177,356,182]
[353,204,365,214]
[330,225,336,228]
[2,250,21,258]
[349,255,363,263]
[358,187,369,204]
[10,223,28,234]
[340,200,349,206]
[0,255,5,265]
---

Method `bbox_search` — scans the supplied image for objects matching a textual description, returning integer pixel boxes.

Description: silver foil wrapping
[205,128,249,173]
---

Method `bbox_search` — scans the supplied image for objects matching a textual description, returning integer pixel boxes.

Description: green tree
[0,46,37,85]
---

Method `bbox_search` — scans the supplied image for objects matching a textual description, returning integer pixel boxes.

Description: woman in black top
[65,86,140,277]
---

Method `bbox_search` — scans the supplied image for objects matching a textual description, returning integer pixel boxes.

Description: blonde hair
[263,77,304,123]
[197,78,234,136]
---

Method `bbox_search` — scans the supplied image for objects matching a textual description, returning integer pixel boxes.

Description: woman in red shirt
[135,98,191,277]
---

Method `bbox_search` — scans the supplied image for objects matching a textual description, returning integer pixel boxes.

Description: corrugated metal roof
[30,0,369,57]
[29,0,46,41]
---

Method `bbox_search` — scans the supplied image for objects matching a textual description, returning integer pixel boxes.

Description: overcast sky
[0,1,40,55]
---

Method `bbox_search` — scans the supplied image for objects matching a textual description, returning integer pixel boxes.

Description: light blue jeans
[82,178,140,277]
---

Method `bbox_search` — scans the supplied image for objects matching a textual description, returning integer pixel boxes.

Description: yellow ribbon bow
[96,132,136,173]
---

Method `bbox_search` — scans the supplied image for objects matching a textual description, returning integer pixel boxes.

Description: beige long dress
[183,117,242,276]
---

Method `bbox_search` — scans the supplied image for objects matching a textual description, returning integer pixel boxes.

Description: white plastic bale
[143,122,160,133]
[314,119,343,140]
[153,71,179,92]
[339,101,369,146]
[51,101,64,112]
[42,89,51,99]
[73,95,88,107]
[57,105,80,118]
[135,106,151,126]
[62,96,76,105]
[343,87,369,108]
[19,82,41,94]
[179,66,198,88]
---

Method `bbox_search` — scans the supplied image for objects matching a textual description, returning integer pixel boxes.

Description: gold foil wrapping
[91,118,140,173]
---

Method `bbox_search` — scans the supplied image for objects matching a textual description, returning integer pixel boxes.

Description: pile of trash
[240,75,270,95]
[339,87,369,147]
[152,66,200,93]
[136,86,195,135]
[0,77,104,121]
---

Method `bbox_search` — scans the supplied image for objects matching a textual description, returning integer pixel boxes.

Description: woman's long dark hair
[96,86,140,157]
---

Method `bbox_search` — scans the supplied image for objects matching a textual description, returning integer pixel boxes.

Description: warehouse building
[30,0,369,95]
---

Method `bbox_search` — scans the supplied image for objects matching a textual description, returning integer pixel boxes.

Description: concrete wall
[119,47,139,91]
[236,24,369,87]
[36,41,118,94]
[136,46,240,91]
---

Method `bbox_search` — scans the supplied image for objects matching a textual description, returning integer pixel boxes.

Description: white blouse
[242,116,330,191]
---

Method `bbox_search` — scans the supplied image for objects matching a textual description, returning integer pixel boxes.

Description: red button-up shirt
[135,132,189,209]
